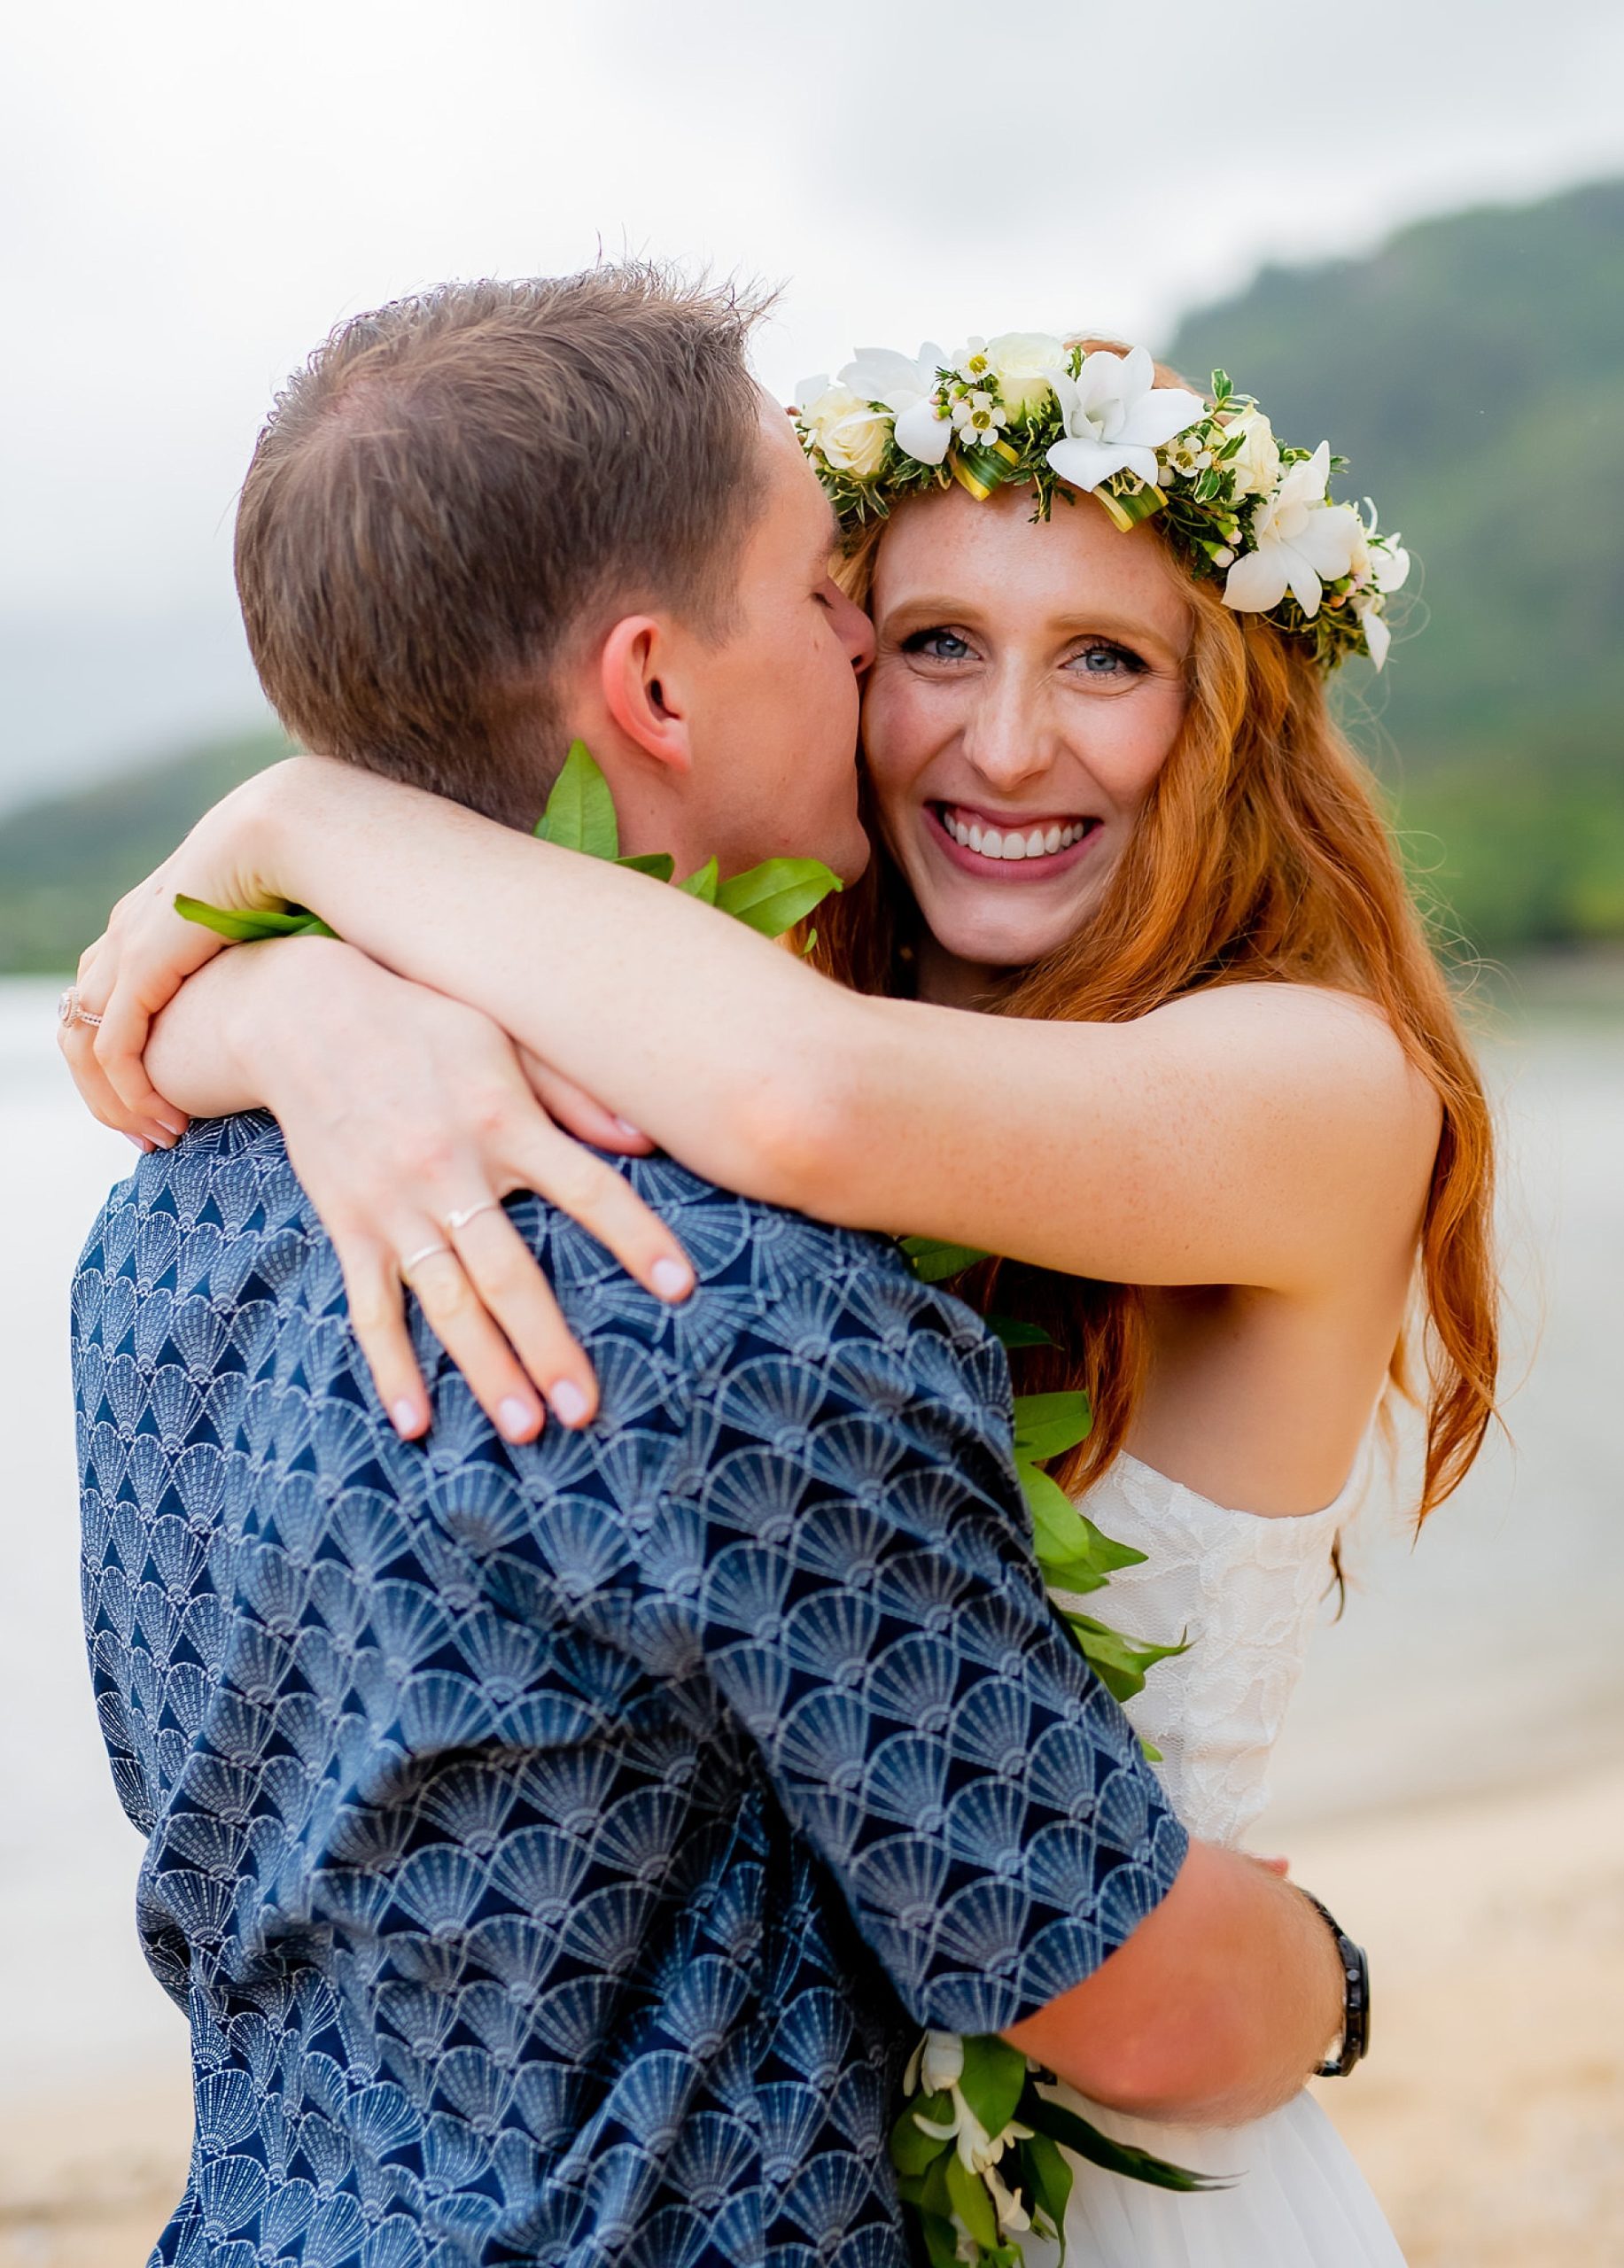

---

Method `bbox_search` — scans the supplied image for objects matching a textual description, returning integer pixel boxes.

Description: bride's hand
[66,927,695,1444]
[60,761,303,1135]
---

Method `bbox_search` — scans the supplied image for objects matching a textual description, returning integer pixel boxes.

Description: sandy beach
[4,1755,1621,2267]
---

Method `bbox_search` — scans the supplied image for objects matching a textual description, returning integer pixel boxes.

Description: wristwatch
[1298,1889,1371,2078]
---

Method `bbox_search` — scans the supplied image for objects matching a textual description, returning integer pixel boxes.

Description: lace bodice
[1069,1450,1363,1848]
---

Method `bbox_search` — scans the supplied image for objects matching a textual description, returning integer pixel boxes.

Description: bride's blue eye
[903,627,975,662]
[1068,641,1145,679]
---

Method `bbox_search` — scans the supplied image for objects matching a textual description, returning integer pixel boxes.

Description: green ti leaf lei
[894,1238,1208,2259]
[177,755,1201,2253]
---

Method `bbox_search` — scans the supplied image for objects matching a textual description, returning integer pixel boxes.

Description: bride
[66,329,1498,2264]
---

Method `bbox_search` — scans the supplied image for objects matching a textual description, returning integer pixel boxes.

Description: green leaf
[955,2035,1027,2142]
[916,2211,961,2268]
[1061,1612,1190,1704]
[1022,1464,1146,1585]
[715,856,843,938]
[890,2103,952,2179]
[1018,2081,1224,2192]
[535,739,618,861]
[616,851,674,882]
[1012,1390,1092,1462]
[944,2152,999,2250]
[900,1235,990,1284]
[1140,1736,1164,1763]
[988,1313,1055,1351]
[918,2151,956,2222]
[679,856,719,905]
[174,896,337,943]
[801,928,819,956]
[1021,2132,1074,2247]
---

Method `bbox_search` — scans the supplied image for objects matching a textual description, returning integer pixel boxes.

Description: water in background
[4,974,1621,2086]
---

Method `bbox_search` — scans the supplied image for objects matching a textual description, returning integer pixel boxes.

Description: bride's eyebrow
[882,594,1166,646]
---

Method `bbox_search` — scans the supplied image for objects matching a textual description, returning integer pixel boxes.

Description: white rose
[1224,406,1281,500]
[987,331,1065,416]
[796,381,890,478]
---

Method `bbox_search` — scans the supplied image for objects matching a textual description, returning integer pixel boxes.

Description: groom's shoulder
[77,1109,323,1293]
[511,1149,1000,1374]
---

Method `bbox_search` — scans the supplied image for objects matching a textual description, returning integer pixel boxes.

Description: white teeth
[942,810,1092,861]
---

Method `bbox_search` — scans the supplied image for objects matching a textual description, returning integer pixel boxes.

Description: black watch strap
[1298,1889,1371,2078]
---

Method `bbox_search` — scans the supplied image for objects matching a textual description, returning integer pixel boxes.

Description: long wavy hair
[813,363,1498,1525]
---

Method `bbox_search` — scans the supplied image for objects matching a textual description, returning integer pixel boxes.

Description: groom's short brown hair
[235,266,771,825]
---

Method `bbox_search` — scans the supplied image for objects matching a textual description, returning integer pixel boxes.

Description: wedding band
[57,987,103,1029]
[400,1240,453,1277]
[444,1199,502,1234]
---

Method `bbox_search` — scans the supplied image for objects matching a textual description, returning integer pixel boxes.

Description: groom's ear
[597,614,694,776]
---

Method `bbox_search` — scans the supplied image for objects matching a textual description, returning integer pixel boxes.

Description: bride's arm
[92,755,1440,1293]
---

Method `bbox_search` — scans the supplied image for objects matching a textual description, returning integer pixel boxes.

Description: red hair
[816,368,1497,1523]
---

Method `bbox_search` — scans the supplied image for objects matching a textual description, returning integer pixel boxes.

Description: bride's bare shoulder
[1142,980,1443,1156]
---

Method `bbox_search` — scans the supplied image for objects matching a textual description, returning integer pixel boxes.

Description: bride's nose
[960,665,1061,795]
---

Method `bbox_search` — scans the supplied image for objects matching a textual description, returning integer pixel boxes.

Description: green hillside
[1164,175,1624,947]
[0,728,288,973]
[2,177,1620,967]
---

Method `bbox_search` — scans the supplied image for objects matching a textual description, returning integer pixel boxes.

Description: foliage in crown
[794,335,1411,672]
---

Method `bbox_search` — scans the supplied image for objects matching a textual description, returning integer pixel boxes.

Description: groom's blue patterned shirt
[74,1114,1185,2268]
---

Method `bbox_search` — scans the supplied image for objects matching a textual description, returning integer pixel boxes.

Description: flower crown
[794,335,1410,671]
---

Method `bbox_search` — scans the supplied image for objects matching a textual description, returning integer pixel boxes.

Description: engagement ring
[56,987,103,1029]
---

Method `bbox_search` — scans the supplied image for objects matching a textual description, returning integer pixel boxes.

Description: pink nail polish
[549,1379,590,1428]
[613,1116,645,1140]
[651,1258,692,1301]
[392,1399,423,1436]
[498,1395,538,1441]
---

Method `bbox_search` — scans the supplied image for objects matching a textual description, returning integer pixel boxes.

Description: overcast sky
[3,0,1621,807]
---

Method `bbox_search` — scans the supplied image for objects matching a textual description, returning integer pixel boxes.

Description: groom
[74,268,1349,2266]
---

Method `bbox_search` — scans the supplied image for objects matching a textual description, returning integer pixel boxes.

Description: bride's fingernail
[613,1115,644,1139]
[651,1258,693,1301]
[391,1398,423,1437]
[549,1379,590,1428]
[498,1394,540,1441]
[125,1133,149,1152]
[158,1117,185,1138]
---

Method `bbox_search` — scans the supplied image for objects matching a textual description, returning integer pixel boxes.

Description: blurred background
[3,3,1621,2261]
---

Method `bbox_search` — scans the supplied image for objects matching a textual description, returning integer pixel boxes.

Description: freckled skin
[861,483,1193,1003]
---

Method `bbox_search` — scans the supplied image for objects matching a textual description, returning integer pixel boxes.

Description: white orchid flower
[1356,599,1392,671]
[839,343,952,466]
[1373,536,1410,594]
[1222,442,1363,618]
[1045,345,1207,495]
[919,2030,965,2094]
[987,2163,1033,2236]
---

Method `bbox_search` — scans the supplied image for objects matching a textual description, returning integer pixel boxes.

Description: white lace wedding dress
[1020,1449,1408,2267]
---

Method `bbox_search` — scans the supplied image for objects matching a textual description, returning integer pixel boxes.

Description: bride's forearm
[144,944,288,1115]
[250,757,862,1208]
